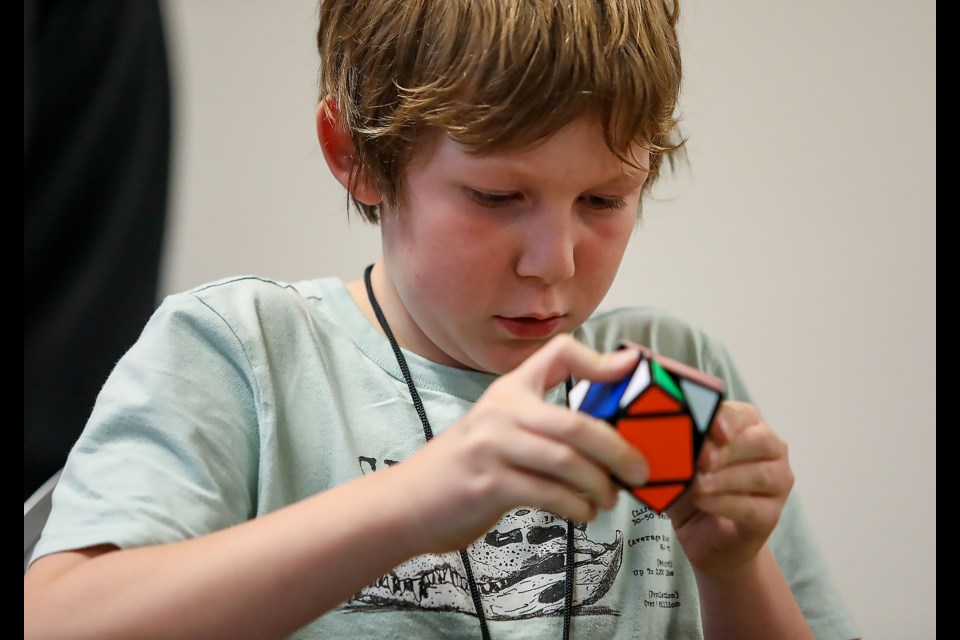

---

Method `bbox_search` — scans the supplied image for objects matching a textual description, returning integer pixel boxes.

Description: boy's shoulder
[181,274,342,306]
[153,274,351,336]
[577,305,731,373]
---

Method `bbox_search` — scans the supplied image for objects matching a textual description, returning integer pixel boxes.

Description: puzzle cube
[568,342,725,513]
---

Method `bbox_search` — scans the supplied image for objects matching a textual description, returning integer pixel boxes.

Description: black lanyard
[363,264,576,639]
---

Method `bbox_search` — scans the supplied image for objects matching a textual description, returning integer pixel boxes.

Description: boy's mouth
[495,315,564,339]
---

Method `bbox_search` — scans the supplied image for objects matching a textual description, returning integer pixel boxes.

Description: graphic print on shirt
[347,455,624,620]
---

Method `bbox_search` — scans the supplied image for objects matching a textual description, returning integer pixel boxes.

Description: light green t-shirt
[32,275,859,639]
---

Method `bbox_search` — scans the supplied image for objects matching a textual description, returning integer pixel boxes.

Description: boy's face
[377,115,649,374]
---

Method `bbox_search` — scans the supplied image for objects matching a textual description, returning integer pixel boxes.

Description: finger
[497,427,621,510]
[710,401,762,443]
[495,469,601,524]
[693,402,745,471]
[664,489,698,527]
[516,400,649,487]
[696,459,794,498]
[702,422,788,472]
[511,334,641,393]
[692,492,785,532]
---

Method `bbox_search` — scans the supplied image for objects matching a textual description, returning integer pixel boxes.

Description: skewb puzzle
[568,342,726,513]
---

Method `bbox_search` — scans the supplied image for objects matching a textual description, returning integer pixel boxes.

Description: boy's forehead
[411,120,651,180]
[448,124,649,169]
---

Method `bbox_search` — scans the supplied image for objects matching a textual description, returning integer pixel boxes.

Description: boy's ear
[316,96,382,206]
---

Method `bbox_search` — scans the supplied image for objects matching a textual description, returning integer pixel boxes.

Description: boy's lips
[495,315,564,339]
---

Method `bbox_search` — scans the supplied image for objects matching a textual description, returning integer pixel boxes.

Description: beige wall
[161,1,936,637]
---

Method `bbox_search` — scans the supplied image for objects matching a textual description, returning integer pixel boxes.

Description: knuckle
[755,465,774,492]
[778,438,789,458]
[484,377,513,399]
[559,413,586,438]
[740,498,760,524]
[467,469,500,502]
[552,333,577,350]
[783,465,796,492]
[468,402,511,430]
[544,333,580,360]
[758,461,793,496]
[459,419,500,457]
[549,444,578,468]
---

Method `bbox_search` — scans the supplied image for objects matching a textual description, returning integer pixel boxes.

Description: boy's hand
[391,335,650,555]
[667,401,794,575]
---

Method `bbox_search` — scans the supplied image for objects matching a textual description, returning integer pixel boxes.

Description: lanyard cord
[363,264,575,640]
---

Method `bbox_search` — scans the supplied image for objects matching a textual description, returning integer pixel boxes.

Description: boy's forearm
[24,467,424,640]
[694,545,815,640]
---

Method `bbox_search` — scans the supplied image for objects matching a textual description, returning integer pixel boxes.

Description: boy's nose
[515,209,577,284]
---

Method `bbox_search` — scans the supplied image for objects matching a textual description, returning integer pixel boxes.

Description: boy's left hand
[667,401,794,575]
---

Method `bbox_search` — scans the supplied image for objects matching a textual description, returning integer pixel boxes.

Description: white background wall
[160,1,936,637]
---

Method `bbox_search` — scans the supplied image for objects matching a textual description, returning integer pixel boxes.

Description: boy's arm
[669,401,815,640]
[24,466,429,640]
[694,545,815,640]
[25,335,651,640]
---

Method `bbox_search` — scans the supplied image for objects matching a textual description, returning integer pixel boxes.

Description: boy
[24,1,859,638]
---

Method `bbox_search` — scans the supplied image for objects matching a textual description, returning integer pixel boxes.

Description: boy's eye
[465,189,628,211]
[580,194,628,210]
[467,189,520,208]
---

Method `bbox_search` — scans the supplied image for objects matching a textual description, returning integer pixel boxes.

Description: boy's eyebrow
[596,168,651,190]
[461,154,650,191]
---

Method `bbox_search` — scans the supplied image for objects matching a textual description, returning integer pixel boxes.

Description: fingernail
[609,348,640,367]
[713,417,728,440]
[632,460,649,486]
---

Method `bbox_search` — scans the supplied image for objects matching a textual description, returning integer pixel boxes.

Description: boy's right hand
[387,334,650,555]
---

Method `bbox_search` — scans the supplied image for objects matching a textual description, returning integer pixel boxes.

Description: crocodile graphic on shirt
[346,502,623,620]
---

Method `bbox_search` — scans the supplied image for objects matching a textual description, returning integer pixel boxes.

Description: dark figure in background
[24,1,173,500]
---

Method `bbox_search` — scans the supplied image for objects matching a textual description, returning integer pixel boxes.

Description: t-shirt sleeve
[29,292,261,565]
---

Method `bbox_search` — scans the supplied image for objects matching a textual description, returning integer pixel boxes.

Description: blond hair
[318,0,684,223]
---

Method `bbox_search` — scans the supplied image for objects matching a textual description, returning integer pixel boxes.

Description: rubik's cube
[569,342,725,513]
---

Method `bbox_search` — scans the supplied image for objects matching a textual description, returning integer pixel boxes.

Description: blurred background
[39,1,939,637]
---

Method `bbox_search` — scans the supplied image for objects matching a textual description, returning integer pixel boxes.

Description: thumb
[511,334,641,393]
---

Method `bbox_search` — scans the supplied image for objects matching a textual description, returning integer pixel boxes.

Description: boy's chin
[466,340,554,376]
